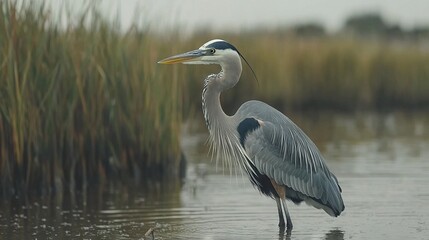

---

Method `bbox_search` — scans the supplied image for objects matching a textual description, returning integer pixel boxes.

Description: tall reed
[0,2,184,195]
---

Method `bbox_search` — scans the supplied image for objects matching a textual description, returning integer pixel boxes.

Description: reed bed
[181,34,429,113]
[0,2,185,195]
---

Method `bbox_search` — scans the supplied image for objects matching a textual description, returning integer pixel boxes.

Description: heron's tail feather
[285,175,345,217]
[308,175,345,217]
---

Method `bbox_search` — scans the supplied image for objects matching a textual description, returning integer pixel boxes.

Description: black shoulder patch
[206,41,238,52]
[237,118,260,147]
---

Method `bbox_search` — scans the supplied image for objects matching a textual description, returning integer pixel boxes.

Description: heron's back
[235,100,345,216]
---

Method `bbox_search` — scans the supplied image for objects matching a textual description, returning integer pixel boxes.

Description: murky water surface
[1,111,429,239]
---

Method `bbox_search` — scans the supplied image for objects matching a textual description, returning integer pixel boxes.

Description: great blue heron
[158,39,345,230]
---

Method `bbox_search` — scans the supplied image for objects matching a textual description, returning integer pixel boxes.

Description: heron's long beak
[158,49,208,64]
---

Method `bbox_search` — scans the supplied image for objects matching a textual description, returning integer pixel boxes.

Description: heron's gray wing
[237,101,344,216]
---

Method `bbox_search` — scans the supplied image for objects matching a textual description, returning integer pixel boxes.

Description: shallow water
[1,111,429,239]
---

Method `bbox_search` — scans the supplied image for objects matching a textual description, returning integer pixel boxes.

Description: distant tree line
[290,12,429,40]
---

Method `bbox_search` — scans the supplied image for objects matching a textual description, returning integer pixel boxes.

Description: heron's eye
[210,48,216,54]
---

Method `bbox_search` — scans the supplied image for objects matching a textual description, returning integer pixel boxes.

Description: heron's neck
[202,59,249,171]
[202,61,242,133]
[202,74,230,133]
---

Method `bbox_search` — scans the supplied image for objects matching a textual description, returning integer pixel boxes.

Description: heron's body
[159,39,345,230]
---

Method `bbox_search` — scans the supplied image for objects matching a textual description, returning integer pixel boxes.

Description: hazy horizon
[36,0,429,33]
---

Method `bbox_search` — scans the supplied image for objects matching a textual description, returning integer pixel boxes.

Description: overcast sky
[44,0,429,33]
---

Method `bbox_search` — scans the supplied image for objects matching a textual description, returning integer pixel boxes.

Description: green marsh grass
[0,2,185,195]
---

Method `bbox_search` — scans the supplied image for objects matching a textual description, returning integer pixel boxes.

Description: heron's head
[158,39,258,84]
[158,39,241,65]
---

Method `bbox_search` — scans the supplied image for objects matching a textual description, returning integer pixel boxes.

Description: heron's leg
[271,179,293,230]
[275,197,285,227]
[280,198,293,230]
